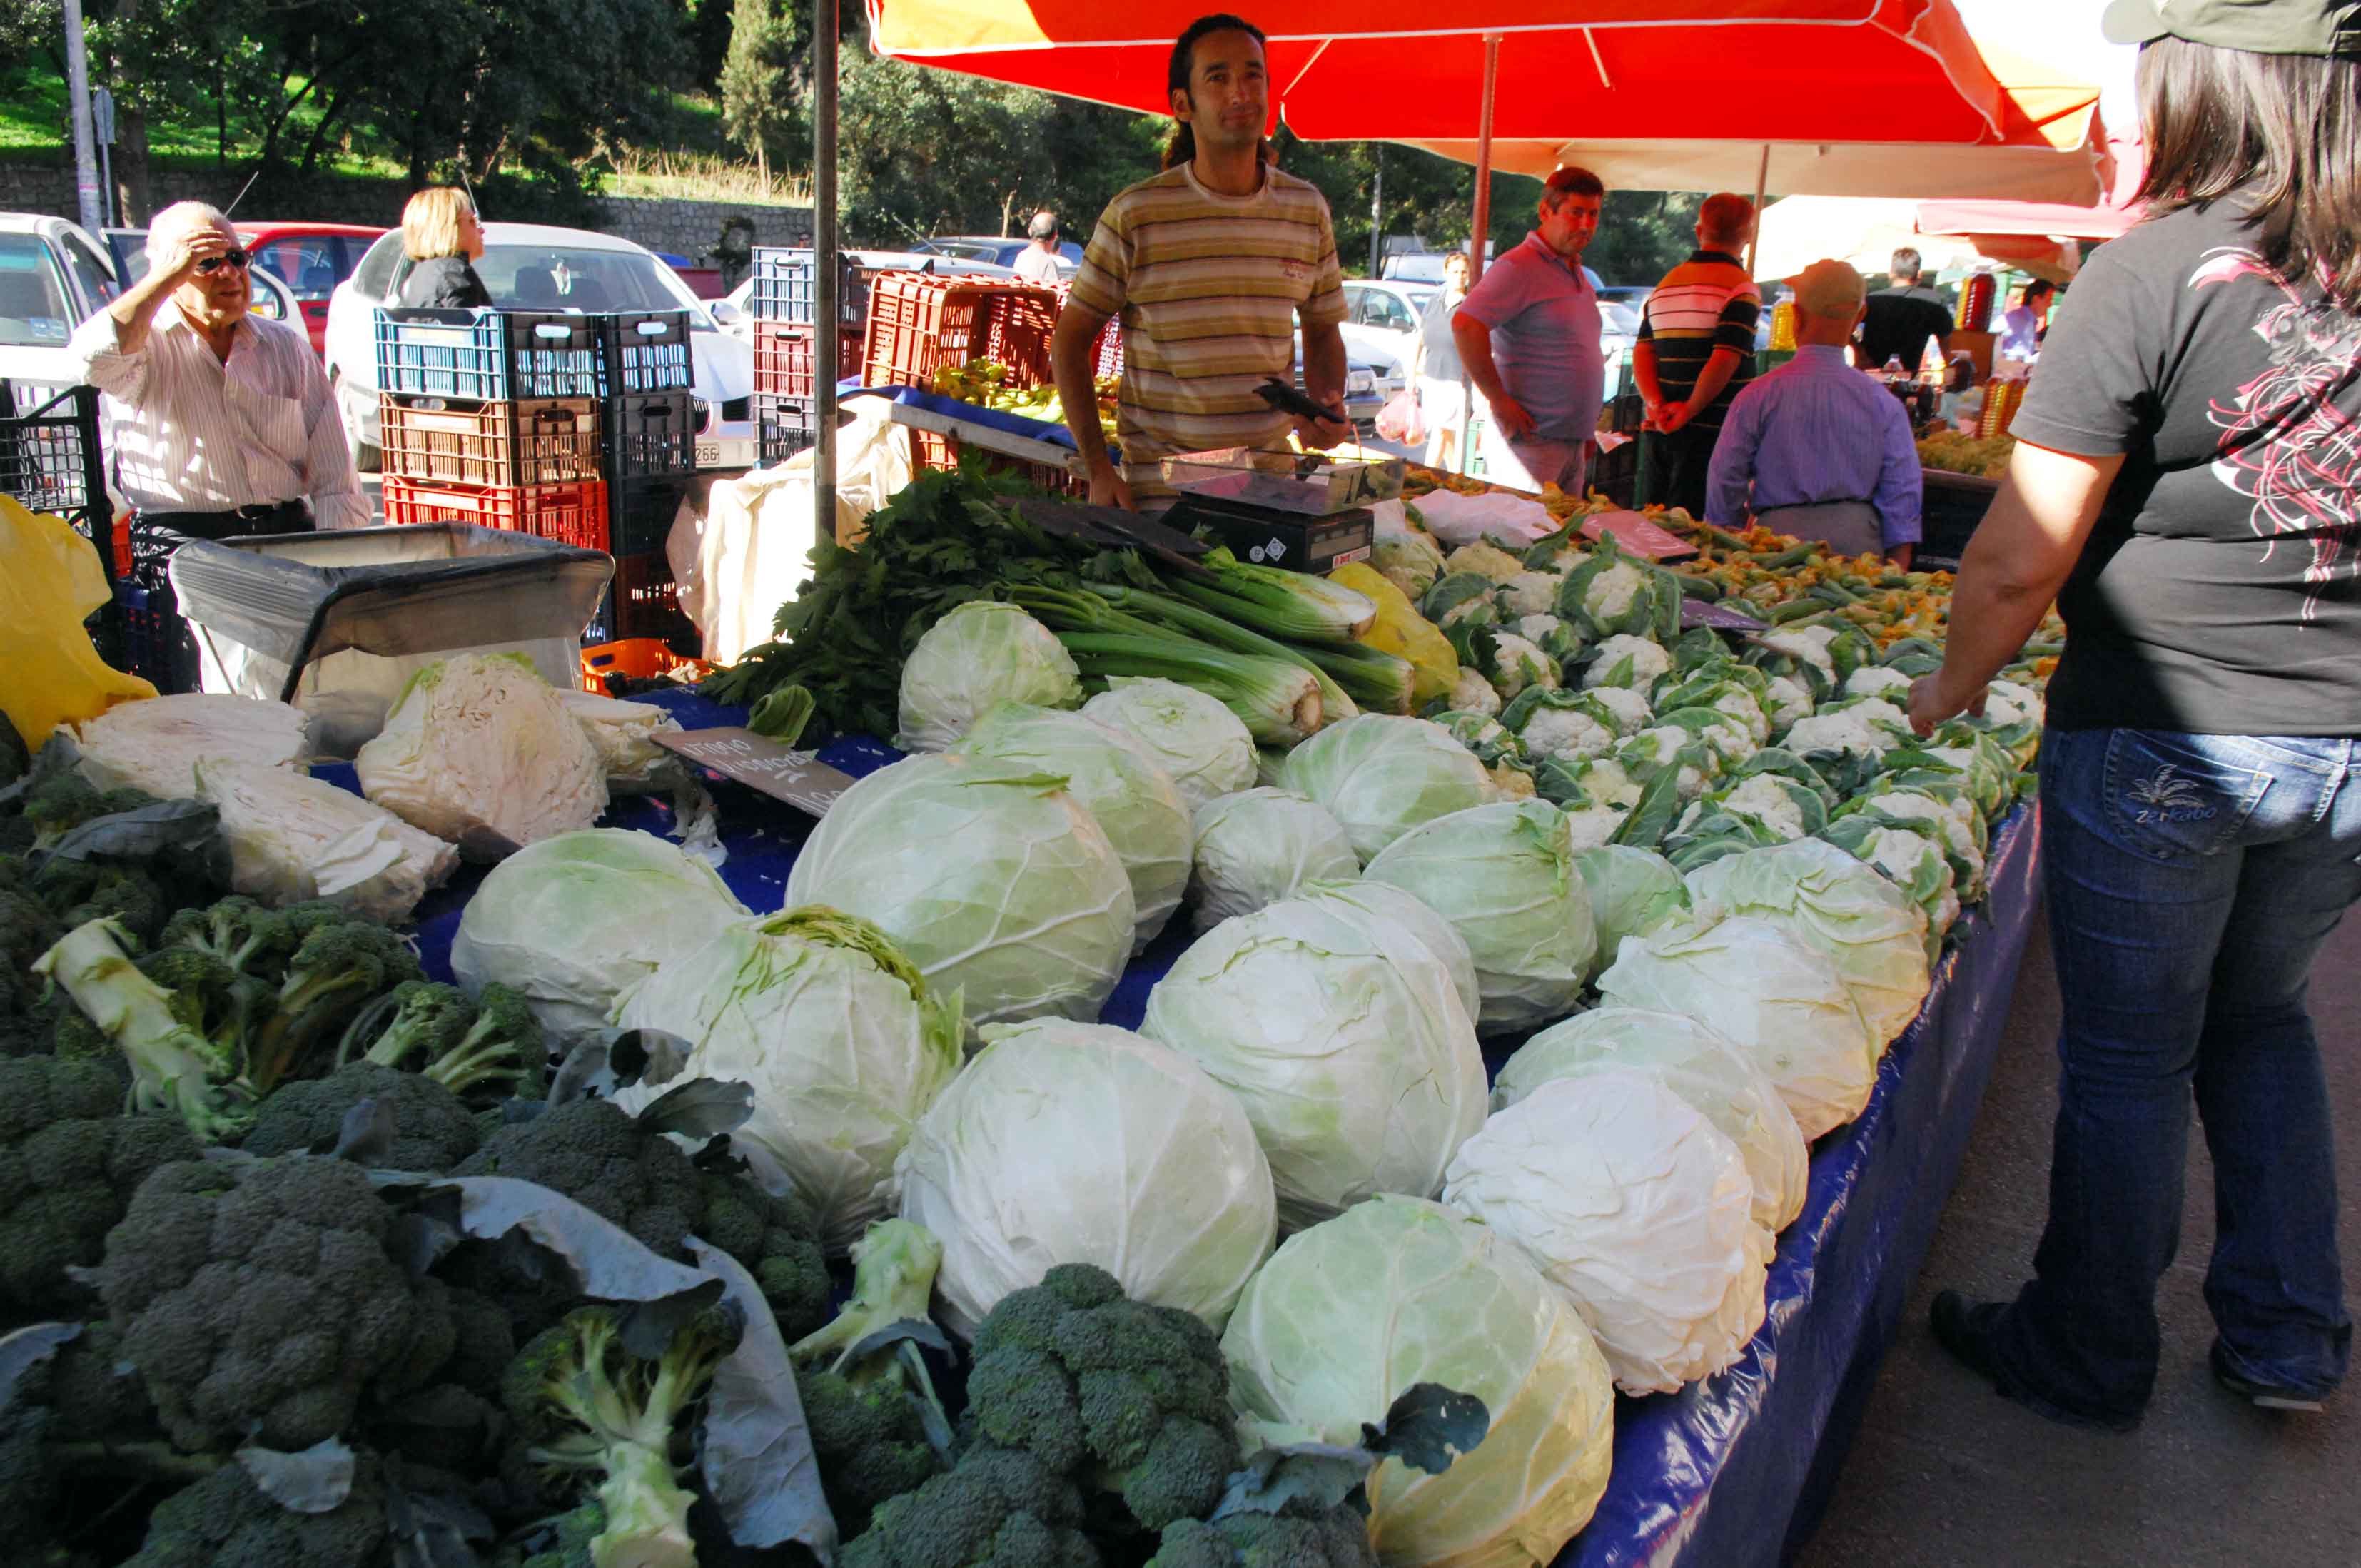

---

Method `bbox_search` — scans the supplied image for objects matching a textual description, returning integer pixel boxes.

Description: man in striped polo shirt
[1050,14,1352,509]
[1633,193,1763,518]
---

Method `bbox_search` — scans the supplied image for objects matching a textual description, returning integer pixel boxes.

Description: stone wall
[0,156,812,267]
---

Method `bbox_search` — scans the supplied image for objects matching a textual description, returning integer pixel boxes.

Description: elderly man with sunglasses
[67,201,365,542]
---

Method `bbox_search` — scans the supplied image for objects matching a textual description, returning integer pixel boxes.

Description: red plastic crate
[378,394,601,487]
[979,285,1061,389]
[1051,282,1125,378]
[752,322,864,400]
[382,475,610,550]
[605,549,699,647]
[906,425,1086,497]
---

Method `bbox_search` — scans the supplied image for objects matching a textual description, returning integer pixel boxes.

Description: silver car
[325,223,757,472]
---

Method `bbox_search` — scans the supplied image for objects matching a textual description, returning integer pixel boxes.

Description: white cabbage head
[894,600,1081,753]
[784,754,1134,1033]
[1597,914,1879,1140]
[1081,676,1258,816]
[1364,801,1598,1030]
[1571,844,1688,977]
[895,1018,1275,1336]
[611,906,964,1250]
[1294,878,1482,1023]
[71,693,309,798]
[193,758,457,924]
[1221,1195,1616,1568]
[1444,1072,1769,1395]
[955,702,1193,952]
[1189,788,1360,932]
[450,828,751,1037]
[354,652,607,845]
[1278,714,1500,862]
[1686,839,1931,1047]
[1494,1006,1809,1243]
[1142,891,1485,1228]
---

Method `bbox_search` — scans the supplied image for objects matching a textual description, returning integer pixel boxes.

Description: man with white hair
[67,200,365,540]
[1704,258,1920,566]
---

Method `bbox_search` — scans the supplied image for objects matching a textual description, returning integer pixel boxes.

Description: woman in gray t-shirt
[1411,252,1472,467]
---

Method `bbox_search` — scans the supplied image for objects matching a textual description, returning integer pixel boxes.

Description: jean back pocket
[2100,730,2274,861]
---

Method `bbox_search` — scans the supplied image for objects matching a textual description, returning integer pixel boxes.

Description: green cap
[2102,0,2361,55]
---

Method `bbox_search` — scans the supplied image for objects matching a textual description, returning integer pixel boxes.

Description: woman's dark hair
[2135,36,2361,308]
[1163,14,1268,170]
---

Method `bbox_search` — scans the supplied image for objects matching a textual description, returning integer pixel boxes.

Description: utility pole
[62,0,105,233]
[814,0,838,541]
[1368,144,1384,278]
[93,86,117,228]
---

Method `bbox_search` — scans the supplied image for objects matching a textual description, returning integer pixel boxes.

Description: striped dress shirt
[1705,346,1923,547]
[66,301,368,530]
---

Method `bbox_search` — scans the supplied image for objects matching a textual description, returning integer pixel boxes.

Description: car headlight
[1347,370,1375,395]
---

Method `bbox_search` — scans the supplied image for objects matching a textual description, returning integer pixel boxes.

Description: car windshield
[473,245,714,328]
[1600,300,1644,335]
[248,233,371,303]
[0,235,74,347]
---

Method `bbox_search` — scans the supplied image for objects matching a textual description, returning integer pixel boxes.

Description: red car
[237,221,388,356]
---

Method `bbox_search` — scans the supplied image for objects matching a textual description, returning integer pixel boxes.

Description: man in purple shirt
[1705,259,1921,567]
[1450,166,1607,496]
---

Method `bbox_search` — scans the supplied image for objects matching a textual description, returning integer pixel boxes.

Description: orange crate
[378,393,601,487]
[752,321,863,399]
[580,637,715,694]
[383,475,610,550]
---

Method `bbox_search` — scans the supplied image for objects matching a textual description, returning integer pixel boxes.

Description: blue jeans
[1990,728,2358,1425]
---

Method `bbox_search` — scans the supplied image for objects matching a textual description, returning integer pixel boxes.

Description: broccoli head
[157,895,299,981]
[501,1301,739,1568]
[1146,1509,1380,1568]
[842,1443,1103,1568]
[241,1061,485,1171]
[800,1367,946,1537]
[34,855,172,944]
[0,1051,201,1320]
[1,883,59,976]
[345,978,548,1101]
[98,1155,450,1452]
[965,1263,1240,1534]
[119,1442,391,1568]
[244,914,425,1089]
[34,918,258,1143]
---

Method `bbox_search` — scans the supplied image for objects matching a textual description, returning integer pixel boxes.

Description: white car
[0,212,300,398]
[1339,278,1437,380]
[325,223,757,472]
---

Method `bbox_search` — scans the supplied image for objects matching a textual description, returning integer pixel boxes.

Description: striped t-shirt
[1068,164,1348,497]
[1637,250,1761,430]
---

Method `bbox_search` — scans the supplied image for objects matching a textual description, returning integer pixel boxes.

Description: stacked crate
[747,248,868,464]
[375,305,700,650]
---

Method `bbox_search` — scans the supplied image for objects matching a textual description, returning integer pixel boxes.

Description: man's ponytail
[1163,123,1197,170]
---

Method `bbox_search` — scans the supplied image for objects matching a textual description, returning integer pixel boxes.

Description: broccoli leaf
[633,1075,756,1143]
[1210,1442,1375,1520]
[688,1239,839,1560]
[844,1317,953,1365]
[235,1436,358,1514]
[614,1279,731,1362]
[39,797,226,872]
[1361,1382,1490,1476]
[0,1321,81,1410]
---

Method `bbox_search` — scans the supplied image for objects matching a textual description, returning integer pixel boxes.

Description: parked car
[103,227,303,333]
[237,221,388,355]
[1339,278,1437,379]
[325,222,758,473]
[1,213,120,368]
[1293,333,1404,433]
[912,235,1083,280]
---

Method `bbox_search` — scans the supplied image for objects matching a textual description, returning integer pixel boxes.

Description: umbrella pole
[1745,143,1768,275]
[815,0,839,540]
[1458,31,1500,477]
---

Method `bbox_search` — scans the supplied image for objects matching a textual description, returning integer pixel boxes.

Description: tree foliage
[720,0,809,184]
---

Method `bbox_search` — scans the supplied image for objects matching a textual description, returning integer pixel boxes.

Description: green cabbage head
[1278,714,1498,862]
[894,600,1081,752]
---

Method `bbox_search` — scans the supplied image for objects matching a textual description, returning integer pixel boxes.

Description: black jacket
[398,256,494,309]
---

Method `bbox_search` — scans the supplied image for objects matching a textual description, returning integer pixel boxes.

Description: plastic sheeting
[368,685,2042,1567]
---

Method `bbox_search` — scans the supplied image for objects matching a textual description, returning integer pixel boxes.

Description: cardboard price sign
[1579,510,1699,561]
[653,728,856,817]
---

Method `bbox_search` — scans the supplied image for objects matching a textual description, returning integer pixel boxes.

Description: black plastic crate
[749,248,869,328]
[610,477,689,558]
[375,308,603,400]
[599,310,694,396]
[587,547,698,652]
[1,383,106,520]
[754,393,815,465]
[605,390,697,480]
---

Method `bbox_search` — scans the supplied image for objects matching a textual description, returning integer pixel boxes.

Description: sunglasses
[195,248,252,274]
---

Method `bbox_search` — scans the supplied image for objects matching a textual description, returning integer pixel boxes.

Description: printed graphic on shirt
[2194,247,2361,622]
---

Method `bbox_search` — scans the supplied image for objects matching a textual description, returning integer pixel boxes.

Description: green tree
[720,0,809,186]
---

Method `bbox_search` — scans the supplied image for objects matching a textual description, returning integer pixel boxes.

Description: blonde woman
[397,187,491,308]
[1410,251,1473,467]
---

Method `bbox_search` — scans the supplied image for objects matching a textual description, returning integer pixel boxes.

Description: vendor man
[69,200,365,540]
[1705,258,1919,567]
[1450,166,1608,497]
[1050,13,1351,510]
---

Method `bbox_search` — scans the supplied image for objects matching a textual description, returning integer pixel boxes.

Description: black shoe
[1929,1290,2010,1385]
[2210,1340,2327,1412]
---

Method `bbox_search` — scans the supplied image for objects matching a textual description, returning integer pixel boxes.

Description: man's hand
[1656,400,1693,434]
[1293,401,1353,451]
[1487,393,1538,440]
[1088,459,1137,511]
[1887,542,1915,572]
[1906,669,1986,738]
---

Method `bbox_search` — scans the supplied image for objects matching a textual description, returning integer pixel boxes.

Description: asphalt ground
[1798,894,2361,1568]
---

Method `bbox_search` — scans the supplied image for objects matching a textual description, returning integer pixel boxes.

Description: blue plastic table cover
[340,686,2043,1568]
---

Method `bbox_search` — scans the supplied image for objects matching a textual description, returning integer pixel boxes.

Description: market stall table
[337,685,2041,1568]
